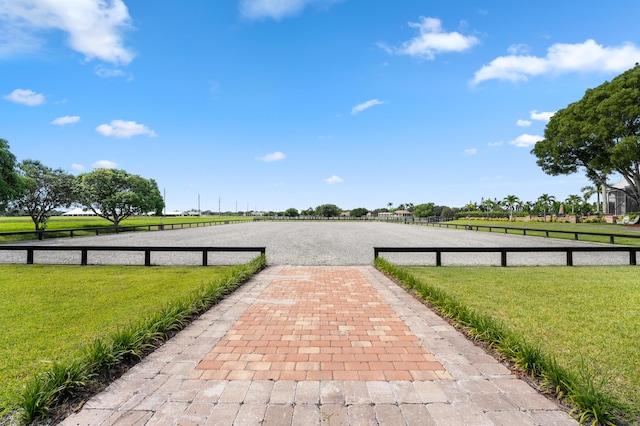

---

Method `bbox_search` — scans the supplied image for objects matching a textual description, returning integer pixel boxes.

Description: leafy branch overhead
[532,64,640,206]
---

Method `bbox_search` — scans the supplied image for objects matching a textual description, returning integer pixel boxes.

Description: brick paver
[60,266,577,425]
[193,267,447,381]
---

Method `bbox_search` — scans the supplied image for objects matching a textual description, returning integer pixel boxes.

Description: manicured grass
[0,216,252,243]
[447,219,640,246]
[402,265,639,419]
[0,264,238,411]
[0,215,250,232]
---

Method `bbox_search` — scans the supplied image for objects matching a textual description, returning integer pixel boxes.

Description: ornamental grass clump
[13,255,266,424]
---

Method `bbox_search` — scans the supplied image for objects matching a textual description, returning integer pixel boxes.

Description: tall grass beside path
[375,258,639,425]
[0,256,265,424]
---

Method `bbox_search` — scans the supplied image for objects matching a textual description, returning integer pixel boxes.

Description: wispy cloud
[488,141,503,147]
[71,163,85,171]
[52,115,80,126]
[3,88,45,106]
[96,120,157,138]
[259,151,286,162]
[530,110,555,121]
[239,0,339,20]
[516,119,531,127]
[0,0,134,64]
[351,99,385,115]
[324,175,343,184]
[473,39,640,84]
[379,17,479,59]
[95,65,132,80]
[92,160,118,169]
[464,148,477,155]
[509,134,543,148]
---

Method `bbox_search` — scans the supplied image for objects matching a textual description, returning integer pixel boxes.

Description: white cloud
[324,175,343,184]
[0,0,134,64]
[516,119,531,127]
[488,141,503,147]
[95,65,128,78]
[92,160,118,169]
[507,43,530,55]
[52,115,80,126]
[96,120,157,138]
[351,99,385,115]
[380,17,479,59]
[473,39,640,84]
[530,110,555,121]
[509,134,543,148]
[259,151,286,162]
[239,0,338,20]
[3,88,45,106]
[464,148,477,155]
[70,163,85,171]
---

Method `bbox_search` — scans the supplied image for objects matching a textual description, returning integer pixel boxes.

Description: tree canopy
[350,207,368,217]
[283,207,299,217]
[75,168,164,226]
[413,203,435,218]
[12,160,76,230]
[532,65,640,206]
[0,138,20,210]
[314,204,341,217]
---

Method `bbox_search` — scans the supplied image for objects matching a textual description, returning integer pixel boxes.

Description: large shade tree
[0,138,21,210]
[314,204,341,217]
[532,65,640,208]
[75,168,164,226]
[12,160,76,230]
[413,202,435,218]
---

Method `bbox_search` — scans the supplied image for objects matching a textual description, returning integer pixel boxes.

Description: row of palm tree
[462,187,602,221]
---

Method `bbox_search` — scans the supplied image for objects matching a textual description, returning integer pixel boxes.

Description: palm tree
[481,198,498,219]
[503,195,521,221]
[537,193,556,221]
[463,202,477,212]
[581,184,601,214]
[387,202,393,211]
[565,194,582,214]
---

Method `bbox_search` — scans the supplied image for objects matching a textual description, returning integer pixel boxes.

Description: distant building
[62,208,97,216]
[606,180,640,215]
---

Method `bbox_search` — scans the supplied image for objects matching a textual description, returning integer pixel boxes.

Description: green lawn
[0,265,236,410]
[0,216,252,243]
[446,219,640,246]
[403,265,640,415]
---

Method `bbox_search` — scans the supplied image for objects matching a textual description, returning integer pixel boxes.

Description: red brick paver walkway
[194,267,448,381]
[60,266,577,425]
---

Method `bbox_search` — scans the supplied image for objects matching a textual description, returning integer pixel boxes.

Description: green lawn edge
[374,258,633,426]
[3,255,266,425]
[445,219,640,246]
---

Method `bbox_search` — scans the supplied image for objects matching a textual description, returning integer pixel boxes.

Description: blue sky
[2,1,640,213]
